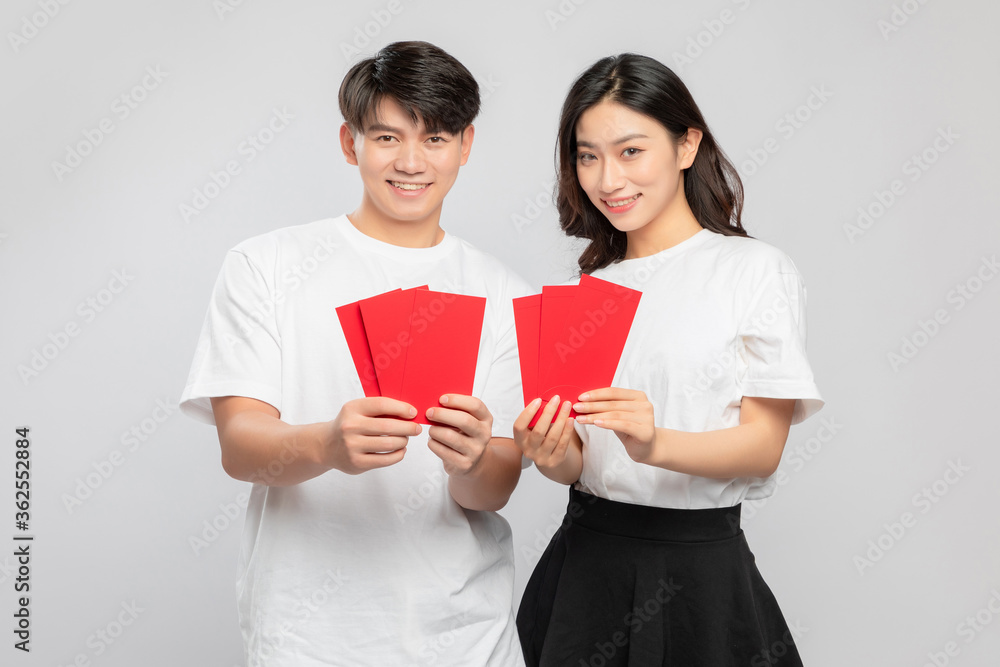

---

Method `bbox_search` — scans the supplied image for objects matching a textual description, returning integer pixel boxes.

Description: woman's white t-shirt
[575,228,824,509]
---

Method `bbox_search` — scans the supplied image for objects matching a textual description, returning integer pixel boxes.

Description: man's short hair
[339,41,480,135]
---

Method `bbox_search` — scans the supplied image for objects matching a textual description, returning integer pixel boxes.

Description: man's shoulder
[229,217,348,264]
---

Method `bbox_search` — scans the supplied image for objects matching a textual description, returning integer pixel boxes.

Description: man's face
[341,98,474,229]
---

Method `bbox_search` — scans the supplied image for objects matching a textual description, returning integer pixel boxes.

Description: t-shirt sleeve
[179,249,282,425]
[737,268,823,425]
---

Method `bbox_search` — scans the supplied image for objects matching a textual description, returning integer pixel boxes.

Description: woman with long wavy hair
[513,54,824,666]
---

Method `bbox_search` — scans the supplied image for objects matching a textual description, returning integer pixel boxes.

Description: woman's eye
[577,153,595,163]
[623,147,641,157]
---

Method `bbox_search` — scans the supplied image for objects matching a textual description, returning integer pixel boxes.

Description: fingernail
[410,407,419,417]
[440,395,449,404]
[579,393,589,400]
[551,395,560,403]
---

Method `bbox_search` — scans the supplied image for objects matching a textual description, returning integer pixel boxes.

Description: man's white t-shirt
[180,216,530,666]
[575,228,825,509]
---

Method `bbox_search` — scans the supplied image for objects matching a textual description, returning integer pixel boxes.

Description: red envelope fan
[399,290,486,425]
[539,275,641,416]
[358,288,422,399]
[512,294,542,407]
[335,299,383,397]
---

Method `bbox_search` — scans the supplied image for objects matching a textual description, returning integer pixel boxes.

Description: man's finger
[358,435,410,453]
[364,416,423,438]
[437,394,491,421]
[356,396,419,420]
[425,405,479,435]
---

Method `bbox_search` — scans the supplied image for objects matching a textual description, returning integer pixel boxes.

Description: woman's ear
[678,128,703,170]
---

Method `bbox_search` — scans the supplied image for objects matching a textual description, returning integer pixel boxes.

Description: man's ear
[459,124,475,166]
[340,123,359,165]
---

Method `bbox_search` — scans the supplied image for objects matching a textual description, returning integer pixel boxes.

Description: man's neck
[347,202,445,248]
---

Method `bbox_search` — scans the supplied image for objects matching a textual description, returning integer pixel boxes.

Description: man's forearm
[213,400,330,486]
[447,437,522,511]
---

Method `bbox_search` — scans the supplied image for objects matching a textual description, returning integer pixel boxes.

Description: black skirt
[516,488,803,667]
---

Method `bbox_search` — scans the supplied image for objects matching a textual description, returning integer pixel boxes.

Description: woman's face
[574,101,698,235]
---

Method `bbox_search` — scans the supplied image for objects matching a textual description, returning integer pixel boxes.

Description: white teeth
[605,194,639,208]
[391,181,428,191]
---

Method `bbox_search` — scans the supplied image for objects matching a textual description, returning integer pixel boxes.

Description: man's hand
[326,397,423,474]
[425,394,493,476]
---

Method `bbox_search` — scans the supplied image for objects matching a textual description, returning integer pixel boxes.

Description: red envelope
[539,275,641,408]
[512,294,541,406]
[400,290,486,425]
[358,287,422,399]
[336,299,383,397]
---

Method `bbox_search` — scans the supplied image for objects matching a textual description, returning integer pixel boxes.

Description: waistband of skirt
[564,487,742,542]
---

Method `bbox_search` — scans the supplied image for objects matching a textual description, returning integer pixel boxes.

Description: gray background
[3,0,999,665]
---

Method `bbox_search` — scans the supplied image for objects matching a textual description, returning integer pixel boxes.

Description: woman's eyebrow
[576,133,649,149]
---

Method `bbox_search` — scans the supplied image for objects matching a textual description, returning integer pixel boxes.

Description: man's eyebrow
[576,133,649,149]
[365,123,403,134]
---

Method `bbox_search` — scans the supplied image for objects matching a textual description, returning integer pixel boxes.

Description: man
[180,41,529,666]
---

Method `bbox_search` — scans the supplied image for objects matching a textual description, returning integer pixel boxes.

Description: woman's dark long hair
[557,54,748,273]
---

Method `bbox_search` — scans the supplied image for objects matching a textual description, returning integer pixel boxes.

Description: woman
[514,53,824,666]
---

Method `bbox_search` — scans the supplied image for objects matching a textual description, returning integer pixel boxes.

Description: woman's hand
[573,387,657,463]
[513,396,583,485]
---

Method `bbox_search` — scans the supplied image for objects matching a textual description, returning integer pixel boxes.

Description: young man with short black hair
[181,41,528,666]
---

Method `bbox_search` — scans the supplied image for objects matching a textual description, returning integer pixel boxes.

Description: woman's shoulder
[700,230,801,277]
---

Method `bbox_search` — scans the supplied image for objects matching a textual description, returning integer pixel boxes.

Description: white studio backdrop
[2,1,999,665]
